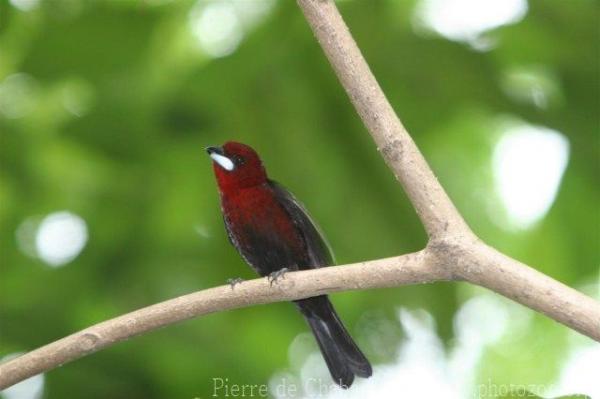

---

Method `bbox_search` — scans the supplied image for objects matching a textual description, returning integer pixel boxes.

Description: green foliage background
[0,0,598,398]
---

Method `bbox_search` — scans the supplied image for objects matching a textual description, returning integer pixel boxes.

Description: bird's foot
[268,268,289,286]
[227,277,244,289]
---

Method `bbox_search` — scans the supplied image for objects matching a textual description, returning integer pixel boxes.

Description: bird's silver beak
[206,146,234,171]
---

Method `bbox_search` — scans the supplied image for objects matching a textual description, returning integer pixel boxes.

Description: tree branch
[1,0,598,391]
[0,252,445,389]
[295,0,599,338]
[297,0,468,239]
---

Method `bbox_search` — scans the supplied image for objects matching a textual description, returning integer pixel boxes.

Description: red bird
[207,141,372,388]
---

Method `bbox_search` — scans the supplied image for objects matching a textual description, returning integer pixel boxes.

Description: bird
[206,141,372,388]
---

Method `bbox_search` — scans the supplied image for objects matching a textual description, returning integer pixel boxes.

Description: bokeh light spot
[34,211,88,267]
[189,0,245,58]
[188,0,274,58]
[550,344,600,398]
[8,0,39,12]
[0,74,38,119]
[501,65,562,109]
[492,123,569,230]
[414,0,528,49]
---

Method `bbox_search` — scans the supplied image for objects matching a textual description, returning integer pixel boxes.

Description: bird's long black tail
[295,295,372,388]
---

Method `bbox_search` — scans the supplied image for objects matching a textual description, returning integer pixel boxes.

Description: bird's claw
[268,268,289,286]
[227,277,244,289]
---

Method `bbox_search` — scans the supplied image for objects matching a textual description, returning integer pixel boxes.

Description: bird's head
[206,141,267,191]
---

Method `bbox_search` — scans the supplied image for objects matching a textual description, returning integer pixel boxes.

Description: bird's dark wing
[268,179,334,268]
[222,215,237,247]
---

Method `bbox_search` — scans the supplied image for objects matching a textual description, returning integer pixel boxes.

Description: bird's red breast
[221,184,306,263]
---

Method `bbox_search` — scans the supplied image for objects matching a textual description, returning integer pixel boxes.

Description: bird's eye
[233,155,245,166]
